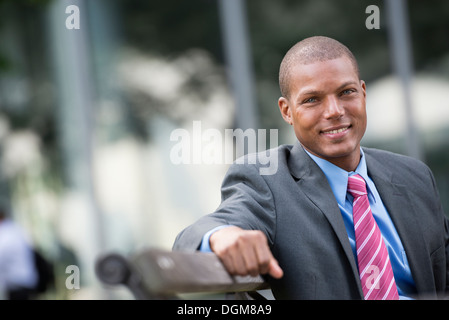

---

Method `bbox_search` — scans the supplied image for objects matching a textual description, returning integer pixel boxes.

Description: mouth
[321,125,351,137]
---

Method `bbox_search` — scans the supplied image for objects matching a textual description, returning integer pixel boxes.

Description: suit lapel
[288,142,363,297]
[364,150,436,295]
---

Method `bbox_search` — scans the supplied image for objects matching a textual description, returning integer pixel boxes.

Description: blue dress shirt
[305,148,416,298]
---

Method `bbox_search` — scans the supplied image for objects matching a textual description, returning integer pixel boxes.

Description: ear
[278,97,293,125]
[360,80,366,98]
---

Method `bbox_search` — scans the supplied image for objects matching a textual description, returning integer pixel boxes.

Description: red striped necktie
[347,174,399,300]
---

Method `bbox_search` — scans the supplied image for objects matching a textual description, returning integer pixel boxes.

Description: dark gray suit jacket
[173,142,449,299]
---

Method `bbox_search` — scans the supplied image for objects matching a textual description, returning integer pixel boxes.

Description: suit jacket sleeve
[419,161,449,296]
[444,217,449,294]
[172,161,276,251]
[428,165,449,293]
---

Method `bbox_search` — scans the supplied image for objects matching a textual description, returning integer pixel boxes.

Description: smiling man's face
[278,56,367,171]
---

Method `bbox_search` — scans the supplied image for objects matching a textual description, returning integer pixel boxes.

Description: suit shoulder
[239,144,292,162]
[362,147,432,178]
[363,147,425,166]
[229,144,293,175]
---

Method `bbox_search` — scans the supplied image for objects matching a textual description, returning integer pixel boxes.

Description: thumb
[268,258,283,279]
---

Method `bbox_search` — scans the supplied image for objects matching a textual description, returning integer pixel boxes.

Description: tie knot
[347,174,367,198]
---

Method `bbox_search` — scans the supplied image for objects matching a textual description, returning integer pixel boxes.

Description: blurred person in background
[0,198,38,300]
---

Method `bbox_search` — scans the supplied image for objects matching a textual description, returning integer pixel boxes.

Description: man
[0,199,38,299]
[173,36,449,299]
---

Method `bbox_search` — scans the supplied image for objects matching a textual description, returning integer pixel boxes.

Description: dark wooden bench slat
[95,248,269,299]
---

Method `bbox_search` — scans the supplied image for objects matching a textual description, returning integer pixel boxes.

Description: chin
[319,143,360,160]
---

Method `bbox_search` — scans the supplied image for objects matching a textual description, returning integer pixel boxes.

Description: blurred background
[0,0,448,299]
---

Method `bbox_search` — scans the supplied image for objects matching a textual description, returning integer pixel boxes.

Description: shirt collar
[303,147,373,207]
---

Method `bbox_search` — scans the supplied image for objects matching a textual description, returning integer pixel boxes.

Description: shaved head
[279,36,360,98]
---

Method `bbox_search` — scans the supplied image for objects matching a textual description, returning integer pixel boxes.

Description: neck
[327,153,361,172]
[302,144,362,172]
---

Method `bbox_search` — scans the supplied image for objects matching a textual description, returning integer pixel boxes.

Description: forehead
[289,56,359,94]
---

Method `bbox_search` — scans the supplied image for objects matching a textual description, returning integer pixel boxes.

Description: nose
[324,95,344,119]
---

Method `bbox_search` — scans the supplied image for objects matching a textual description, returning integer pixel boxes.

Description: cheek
[357,107,368,133]
[292,114,320,143]
[347,103,367,129]
[293,110,318,131]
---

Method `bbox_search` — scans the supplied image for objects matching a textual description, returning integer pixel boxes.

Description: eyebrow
[298,80,359,98]
[336,81,359,91]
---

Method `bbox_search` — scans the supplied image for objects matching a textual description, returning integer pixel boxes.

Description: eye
[340,89,355,96]
[302,97,318,104]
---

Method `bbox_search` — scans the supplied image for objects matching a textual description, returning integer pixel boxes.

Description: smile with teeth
[322,126,349,134]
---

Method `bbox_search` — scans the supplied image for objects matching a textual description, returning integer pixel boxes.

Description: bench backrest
[95,248,270,300]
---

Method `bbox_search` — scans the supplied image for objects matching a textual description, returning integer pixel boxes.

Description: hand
[209,226,283,279]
